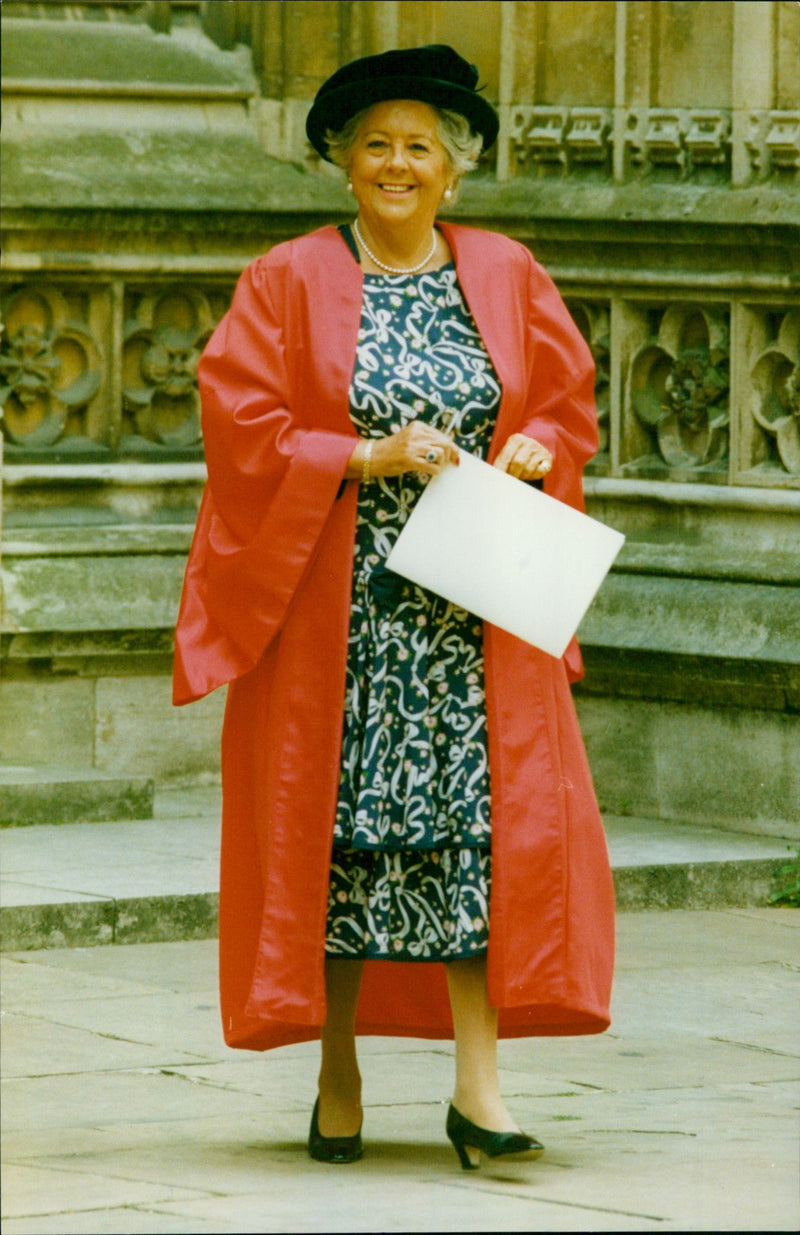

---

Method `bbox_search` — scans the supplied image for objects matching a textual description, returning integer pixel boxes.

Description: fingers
[403,423,459,475]
[370,424,460,477]
[370,428,549,481]
[493,433,553,481]
[417,440,459,474]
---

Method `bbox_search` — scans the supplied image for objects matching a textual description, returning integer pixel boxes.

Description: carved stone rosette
[0,285,103,450]
[628,305,730,472]
[749,309,800,475]
[122,288,217,451]
[0,279,229,458]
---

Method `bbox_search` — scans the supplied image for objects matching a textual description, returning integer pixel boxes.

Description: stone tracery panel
[625,303,730,479]
[744,307,800,482]
[565,298,610,471]
[121,286,220,454]
[0,278,232,460]
[0,284,106,455]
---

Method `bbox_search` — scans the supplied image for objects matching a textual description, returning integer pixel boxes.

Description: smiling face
[347,99,453,242]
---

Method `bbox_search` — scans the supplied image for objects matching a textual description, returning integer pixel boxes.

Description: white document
[385,449,625,657]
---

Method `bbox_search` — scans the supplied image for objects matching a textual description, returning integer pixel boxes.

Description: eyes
[365,139,434,156]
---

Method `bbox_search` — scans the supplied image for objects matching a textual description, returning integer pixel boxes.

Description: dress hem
[323,947,489,963]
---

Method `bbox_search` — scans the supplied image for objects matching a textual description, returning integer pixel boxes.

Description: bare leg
[445,955,520,1132]
[317,958,364,1137]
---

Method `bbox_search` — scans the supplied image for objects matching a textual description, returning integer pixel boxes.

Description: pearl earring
[444,186,453,200]
[347,180,353,193]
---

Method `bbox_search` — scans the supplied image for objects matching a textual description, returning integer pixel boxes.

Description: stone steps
[0,764,154,827]
[0,785,795,950]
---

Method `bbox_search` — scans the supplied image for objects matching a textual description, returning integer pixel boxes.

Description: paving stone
[2,917,798,1235]
[0,1013,209,1080]
[149,1176,666,1233]
[1,1163,207,1223]
[614,905,800,969]
[5,990,227,1065]
[3,938,220,995]
[0,1207,241,1234]
[2,904,798,1228]
[1,1068,280,1137]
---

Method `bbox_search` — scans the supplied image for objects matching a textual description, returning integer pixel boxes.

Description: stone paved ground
[2,908,798,1233]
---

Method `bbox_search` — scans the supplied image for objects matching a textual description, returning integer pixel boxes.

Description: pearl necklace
[353,217,437,275]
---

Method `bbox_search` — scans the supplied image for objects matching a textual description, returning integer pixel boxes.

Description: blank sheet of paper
[385,449,625,657]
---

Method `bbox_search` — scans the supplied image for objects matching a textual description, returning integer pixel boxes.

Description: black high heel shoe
[308,1097,364,1164]
[446,1103,544,1171]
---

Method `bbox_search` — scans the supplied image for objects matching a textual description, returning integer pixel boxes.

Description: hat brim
[306,75,499,162]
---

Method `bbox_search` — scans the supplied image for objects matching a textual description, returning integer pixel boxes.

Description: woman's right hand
[347,423,460,481]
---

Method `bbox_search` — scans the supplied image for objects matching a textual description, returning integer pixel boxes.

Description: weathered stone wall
[1,1,798,834]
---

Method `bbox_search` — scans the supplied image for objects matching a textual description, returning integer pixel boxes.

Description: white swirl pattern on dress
[327,265,502,962]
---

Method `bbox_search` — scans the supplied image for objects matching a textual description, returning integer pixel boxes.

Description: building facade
[1,1,799,834]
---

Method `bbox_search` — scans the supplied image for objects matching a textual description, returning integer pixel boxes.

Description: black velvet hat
[306,44,499,161]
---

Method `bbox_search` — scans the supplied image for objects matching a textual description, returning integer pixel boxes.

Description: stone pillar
[732,1,777,186]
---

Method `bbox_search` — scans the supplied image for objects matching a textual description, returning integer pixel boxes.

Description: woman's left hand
[493,433,553,481]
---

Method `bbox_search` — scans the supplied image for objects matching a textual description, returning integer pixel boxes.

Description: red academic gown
[173,222,615,1050]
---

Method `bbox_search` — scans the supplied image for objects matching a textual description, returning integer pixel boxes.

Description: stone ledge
[612,858,793,912]
[0,629,176,678]
[584,477,800,513]
[1,17,255,90]
[4,627,798,712]
[578,574,800,667]
[0,800,794,950]
[0,766,154,827]
[1,864,792,952]
[577,645,800,712]
[0,892,216,951]
[0,131,343,214]
[2,155,797,230]
[1,552,188,632]
[2,462,207,487]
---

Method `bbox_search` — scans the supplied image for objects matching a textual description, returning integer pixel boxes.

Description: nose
[386,141,409,171]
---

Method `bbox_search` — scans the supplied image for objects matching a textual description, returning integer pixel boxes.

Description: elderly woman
[174,45,614,1171]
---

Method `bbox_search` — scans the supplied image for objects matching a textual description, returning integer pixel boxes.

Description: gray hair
[325,105,484,185]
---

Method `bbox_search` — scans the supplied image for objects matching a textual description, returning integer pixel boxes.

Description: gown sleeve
[519,249,598,517]
[173,253,357,704]
[517,248,599,682]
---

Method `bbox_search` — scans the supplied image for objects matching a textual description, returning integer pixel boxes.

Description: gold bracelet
[361,440,373,485]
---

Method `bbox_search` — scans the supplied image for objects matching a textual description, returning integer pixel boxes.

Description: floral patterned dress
[325,254,503,962]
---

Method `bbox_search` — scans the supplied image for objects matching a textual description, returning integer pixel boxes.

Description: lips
[379,184,415,193]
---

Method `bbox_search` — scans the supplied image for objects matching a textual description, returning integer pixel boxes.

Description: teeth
[381,185,412,192]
